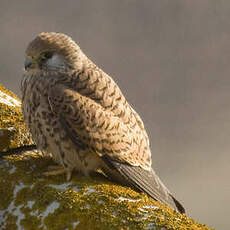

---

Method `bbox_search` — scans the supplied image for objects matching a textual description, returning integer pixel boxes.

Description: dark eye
[39,51,54,67]
[43,52,53,59]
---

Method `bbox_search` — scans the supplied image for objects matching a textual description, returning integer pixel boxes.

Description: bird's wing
[70,66,147,138]
[48,84,148,167]
[48,84,185,213]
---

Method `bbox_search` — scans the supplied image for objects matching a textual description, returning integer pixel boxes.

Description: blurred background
[1,1,230,229]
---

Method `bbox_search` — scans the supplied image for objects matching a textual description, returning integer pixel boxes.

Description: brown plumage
[21,32,185,213]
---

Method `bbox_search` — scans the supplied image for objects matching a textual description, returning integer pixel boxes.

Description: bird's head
[24,32,85,74]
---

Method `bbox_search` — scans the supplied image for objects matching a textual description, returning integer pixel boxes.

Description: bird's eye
[43,52,53,59]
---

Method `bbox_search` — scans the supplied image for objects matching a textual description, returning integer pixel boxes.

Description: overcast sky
[1,1,230,229]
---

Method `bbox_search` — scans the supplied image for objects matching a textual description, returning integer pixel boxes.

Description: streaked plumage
[21,32,185,213]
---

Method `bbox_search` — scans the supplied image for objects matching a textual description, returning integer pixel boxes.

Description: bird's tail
[101,155,185,214]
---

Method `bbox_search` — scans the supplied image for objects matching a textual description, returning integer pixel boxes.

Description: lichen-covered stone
[0,84,33,151]
[0,84,213,229]
[0,152,213,230]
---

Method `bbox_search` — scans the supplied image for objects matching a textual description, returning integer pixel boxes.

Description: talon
[47,165,63,171]
[44,164,73,181]
[44,168,66,177]
[66,170,72,181]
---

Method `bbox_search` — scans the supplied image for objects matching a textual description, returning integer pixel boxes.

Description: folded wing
[48,84,185,213]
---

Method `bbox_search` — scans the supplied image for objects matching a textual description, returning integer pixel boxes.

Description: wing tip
[170,195,186,214]
[101,155,186,214]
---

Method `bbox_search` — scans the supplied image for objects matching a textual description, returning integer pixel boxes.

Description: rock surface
[0,84,33,152]
[0,84,213,230]
[0,152,213,230]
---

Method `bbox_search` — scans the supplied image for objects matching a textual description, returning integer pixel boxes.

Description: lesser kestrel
[21,32,185,213]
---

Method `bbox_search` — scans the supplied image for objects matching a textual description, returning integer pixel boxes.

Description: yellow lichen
[0,84,21,101]
[0,84,33,151]
[4,214,18,230]
[0,153,213,230]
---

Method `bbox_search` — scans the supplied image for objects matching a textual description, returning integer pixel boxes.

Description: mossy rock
[0,152,213,230]
[0,84,33,152]
[0,84,213,229]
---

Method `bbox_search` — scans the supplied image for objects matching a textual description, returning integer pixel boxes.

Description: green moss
[0,103,22,129]
[5,214,18,230]
[0,84,33,151]
[0,153,213,230]
[0,84,20,101]
[21,215,41,230]
[0,160,15,210]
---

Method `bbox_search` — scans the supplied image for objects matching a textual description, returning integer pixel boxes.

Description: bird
[21,32,185,214]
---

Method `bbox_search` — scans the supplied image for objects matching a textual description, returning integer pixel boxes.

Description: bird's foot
[44,165,72,181]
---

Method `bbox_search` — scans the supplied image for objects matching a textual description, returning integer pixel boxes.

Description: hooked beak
[24,57,34,70]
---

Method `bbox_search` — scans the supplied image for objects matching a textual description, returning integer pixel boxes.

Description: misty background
[0,1,229,229]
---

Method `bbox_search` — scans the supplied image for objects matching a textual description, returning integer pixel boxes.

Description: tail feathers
[101,155,185,214]
[170,195,185,214]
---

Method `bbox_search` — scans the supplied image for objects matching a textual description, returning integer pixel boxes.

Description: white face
[45,53,67,70]
[24,52,70,73]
